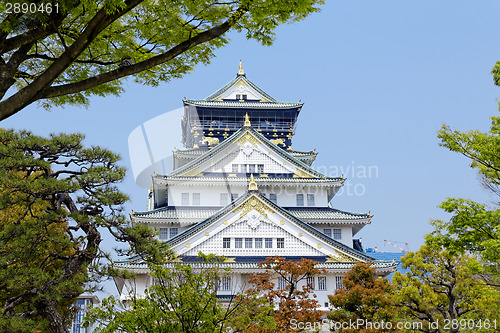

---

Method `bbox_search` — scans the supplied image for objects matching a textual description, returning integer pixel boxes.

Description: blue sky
[3,1,500,256]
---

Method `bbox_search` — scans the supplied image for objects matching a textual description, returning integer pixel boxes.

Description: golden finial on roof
[248,173,258,191]
[238,60,245,76]
[131,210,135,215]
[150,184,153,191]
[244,112,251,127]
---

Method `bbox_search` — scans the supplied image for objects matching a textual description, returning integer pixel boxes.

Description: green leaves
[89,254,240,333]
[0,129,170,332]
[328,263,396,333]
[392,245,500,332]
[0,0,324,120]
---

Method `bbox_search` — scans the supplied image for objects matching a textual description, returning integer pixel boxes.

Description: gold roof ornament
[238,60,245,76]
[244,112,251,127]
[248,173,258,191]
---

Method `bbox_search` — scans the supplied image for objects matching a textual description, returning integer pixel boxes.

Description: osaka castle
[114,62,397,309]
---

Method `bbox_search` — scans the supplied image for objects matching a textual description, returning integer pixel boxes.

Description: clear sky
[3,1,500,259]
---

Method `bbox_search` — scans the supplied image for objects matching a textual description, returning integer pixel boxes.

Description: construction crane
[384,240,410,253]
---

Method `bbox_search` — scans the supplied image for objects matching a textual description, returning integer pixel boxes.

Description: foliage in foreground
[88,256,329,333]
[0,129,168,333]
[88,253,273,333]
[328,262,398,333]
[237,256,326,333]
[0,0,324,120]
[392,244,500,333]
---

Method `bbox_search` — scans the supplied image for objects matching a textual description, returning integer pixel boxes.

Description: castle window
[335,276,343,290]
[220,276,231,291]
[323,229,332,238]
[159,228,169,240]
[236,94,241,100]
[242,94,247,100]
[333,229,342,240]
[265,238,273,248]
[257,164,264,173]
[241,164,247,172]
[232,164,238,173]
[181,193,189,205]
[169,228,178,239]
[255,238,263,248]
[306,276,315,290]
[277,238,284,249]
[192,193,200,206]
[296,194,304,206]
[235,238,243,248]
[223,238,230,248]
[269,193,277,204]
[278,276,287,290]
[245,238,253,248]
[324,302,329,308]
[318,276,327,290]
[249,164,255,173]
[307,194,315,206]
[220,193,228,206]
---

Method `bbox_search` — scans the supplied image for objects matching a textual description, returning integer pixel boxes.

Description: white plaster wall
[120,274,149,301]
[168,186,244,207]
[274,187,328,207]
[308,224,353,247]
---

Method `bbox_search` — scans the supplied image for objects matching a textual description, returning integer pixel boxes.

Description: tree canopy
[240,256,326,333]
[88,253,252,333]
[392,244,500,333]
[0,129,168,333]
[429,66,500,279]
[328,262,397,333]
[0,0,324,120]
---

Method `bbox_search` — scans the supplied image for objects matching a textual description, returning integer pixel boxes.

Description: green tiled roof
[174,147,316,157]
[185,100,301,108]
[132,206,369,222]
[114,260,396,270]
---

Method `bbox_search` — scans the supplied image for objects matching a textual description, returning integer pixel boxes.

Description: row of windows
[306,276,327,290]
[278,276,343,291]
[220,193,239,206]
[181,193,200,206]
[296,194,315,206]
[324,228,342,240]
[218,275,343,293]
[159,227,178,240]
[232,164,264,173]
[223,237,284,249]
[180,193,316,206]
